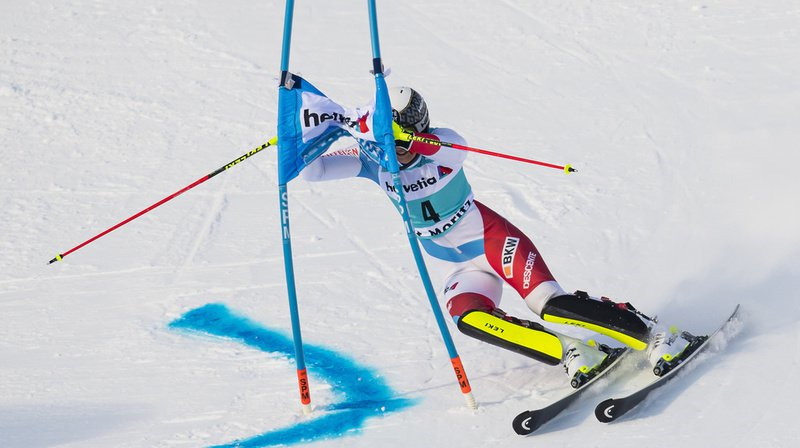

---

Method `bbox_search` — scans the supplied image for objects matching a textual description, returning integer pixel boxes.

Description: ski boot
[563,340,619,389]
[647,326,708,376]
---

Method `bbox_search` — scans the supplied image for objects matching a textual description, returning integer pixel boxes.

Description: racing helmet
[389,86,430,133]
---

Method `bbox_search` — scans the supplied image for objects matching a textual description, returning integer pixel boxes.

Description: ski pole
[49,136,278,264]
[409,134,576,174]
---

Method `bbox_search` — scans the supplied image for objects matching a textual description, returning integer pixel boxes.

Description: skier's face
[396,146,415,164]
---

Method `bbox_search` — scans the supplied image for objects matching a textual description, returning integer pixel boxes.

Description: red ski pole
[49,136,278,264]
[409,134,576,174]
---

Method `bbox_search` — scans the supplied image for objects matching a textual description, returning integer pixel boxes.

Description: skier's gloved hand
[393,121,441,156]
[392,121,414,142]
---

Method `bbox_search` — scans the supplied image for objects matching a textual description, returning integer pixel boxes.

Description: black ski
[595,304,741,423]
[512,347,630,435]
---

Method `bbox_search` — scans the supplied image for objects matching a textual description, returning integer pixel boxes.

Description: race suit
[302,128,566,320]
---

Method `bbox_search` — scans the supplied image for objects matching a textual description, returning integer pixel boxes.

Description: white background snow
[2,0,799,446]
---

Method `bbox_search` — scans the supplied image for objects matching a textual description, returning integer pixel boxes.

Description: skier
[303,86,692,386]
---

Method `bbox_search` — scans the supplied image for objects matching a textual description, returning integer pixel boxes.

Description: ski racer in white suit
[303,86,690,385]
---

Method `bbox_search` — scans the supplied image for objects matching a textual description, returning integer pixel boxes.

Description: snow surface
[2,1,799,447]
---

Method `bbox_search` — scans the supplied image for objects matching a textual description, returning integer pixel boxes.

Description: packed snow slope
[2,1,799,447]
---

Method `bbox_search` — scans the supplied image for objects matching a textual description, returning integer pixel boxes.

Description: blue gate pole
[366,0,477,409]
[278,0,312,415]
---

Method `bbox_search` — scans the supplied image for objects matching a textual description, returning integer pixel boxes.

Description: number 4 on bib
[421,200,441,222]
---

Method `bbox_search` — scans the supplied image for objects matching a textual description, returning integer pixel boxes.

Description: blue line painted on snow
[168,303,417,447]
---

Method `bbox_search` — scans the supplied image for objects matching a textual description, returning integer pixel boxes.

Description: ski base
[513,347,629,435]
[595,304,741,423]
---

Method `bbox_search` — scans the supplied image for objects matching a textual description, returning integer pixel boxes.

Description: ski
[512,346,630,435]
[595,304,741,423]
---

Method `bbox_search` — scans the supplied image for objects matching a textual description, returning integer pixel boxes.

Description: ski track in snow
[2,1,799,447]
[175,189,231,274]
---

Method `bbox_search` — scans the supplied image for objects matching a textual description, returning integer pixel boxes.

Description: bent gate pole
[277,0,312,415]
[366,0,477,409]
